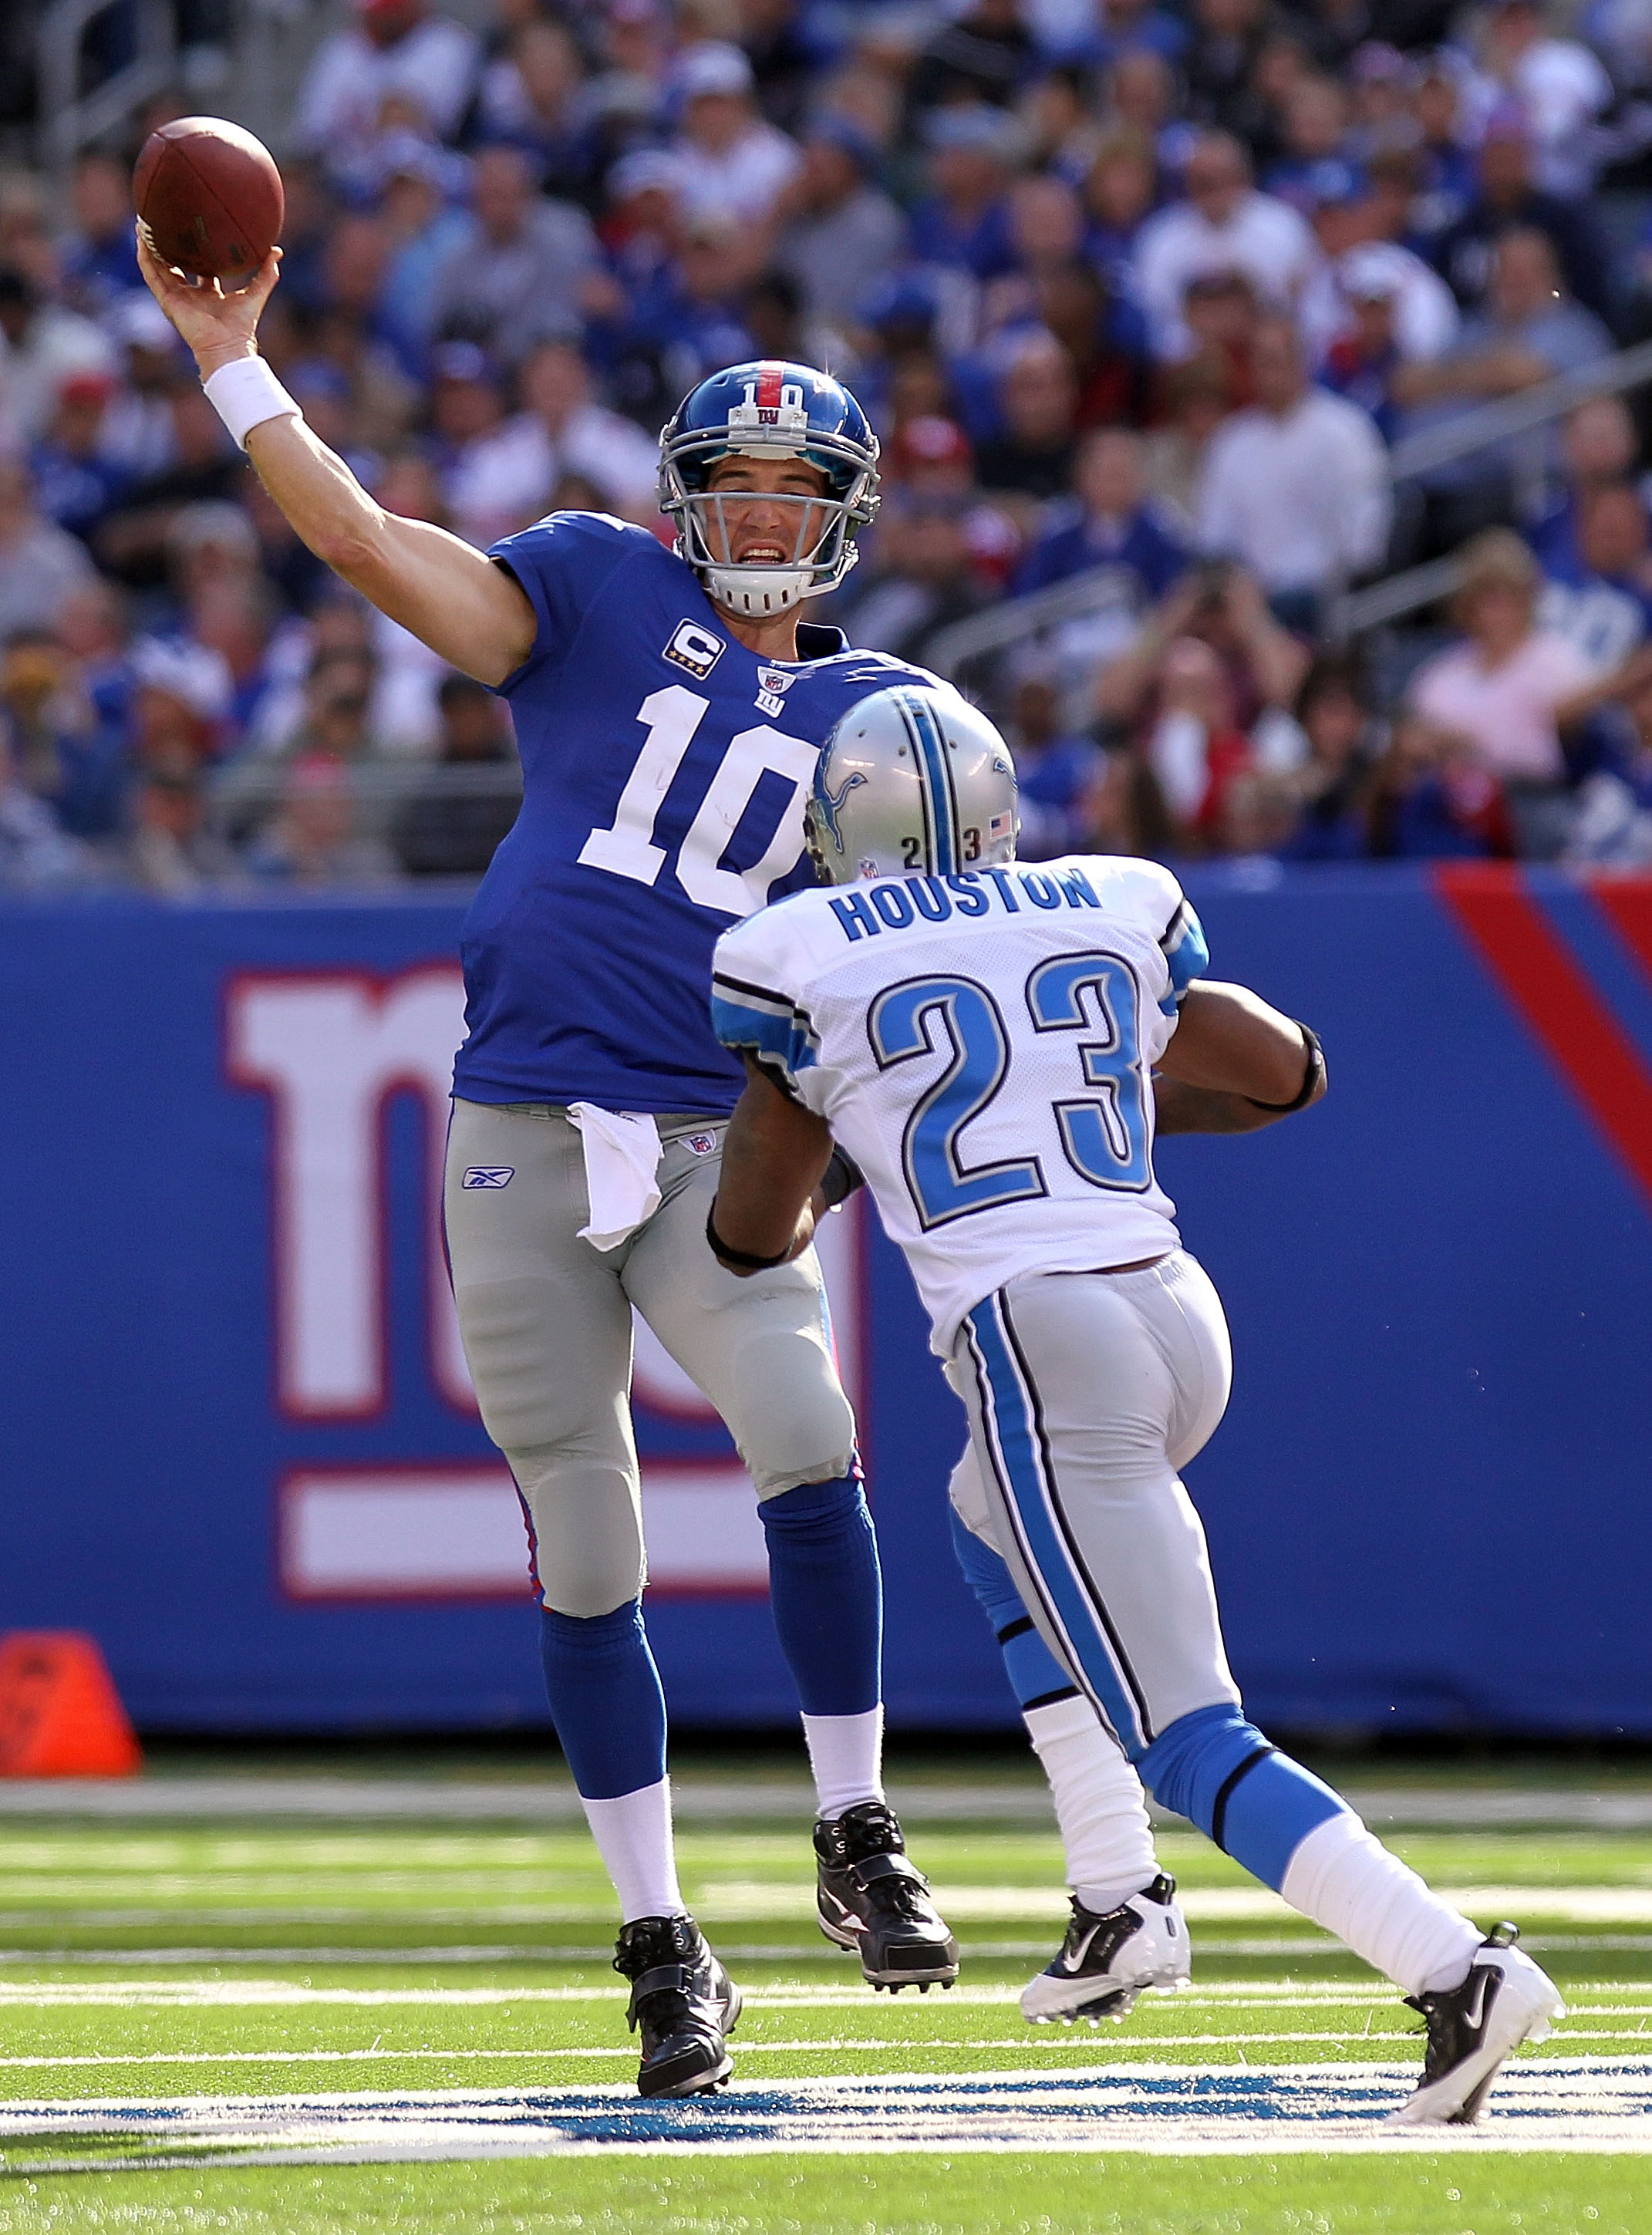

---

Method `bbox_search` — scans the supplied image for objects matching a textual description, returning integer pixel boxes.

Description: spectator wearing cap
[29,372,132,545]
[0,266,114,450]
[668,43,804,229]
[1196,313,1391,625]
[1428,110,1614,326]
[1014,426,1188,597]
[428,143,597,371]
[909,107,1021,281]
[907,0,1037,119]
[0,460,94,639]
[59,151,143,322]
[1300,229,1460,414]
[975,327,1081,504]
[1130,132,1317,361]
[391,672,521,878]
[425,342,514,548]
[97,294,186,483]
[295,0,480,162]
[774,118,906,334]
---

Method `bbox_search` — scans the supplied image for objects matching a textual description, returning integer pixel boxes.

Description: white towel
[566,1103,664,1252]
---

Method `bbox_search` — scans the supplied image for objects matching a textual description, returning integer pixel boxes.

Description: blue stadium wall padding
[1,867,1649,1736]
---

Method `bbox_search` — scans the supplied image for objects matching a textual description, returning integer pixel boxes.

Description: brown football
[133,116,284,285]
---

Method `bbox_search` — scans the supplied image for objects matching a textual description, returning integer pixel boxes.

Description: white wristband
[201,356,301,449]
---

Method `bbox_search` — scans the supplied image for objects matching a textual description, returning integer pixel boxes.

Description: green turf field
[2,1750,1650,2231]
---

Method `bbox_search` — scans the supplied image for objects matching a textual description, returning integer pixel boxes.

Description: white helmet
[806,685,1019,883]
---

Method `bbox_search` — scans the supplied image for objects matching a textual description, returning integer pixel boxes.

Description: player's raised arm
[1157,981,1327,1116]
[708,1057,834,1276]
[137,238,537,686]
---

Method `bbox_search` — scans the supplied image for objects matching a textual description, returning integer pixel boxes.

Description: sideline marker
[0,1632,142,1778]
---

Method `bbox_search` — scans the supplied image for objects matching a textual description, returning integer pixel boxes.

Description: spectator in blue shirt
[29,373,132,545]
[1005,669,1108,857]
[58,152,143,322]
[1013,426,1188,597]
[908,106,1020,281]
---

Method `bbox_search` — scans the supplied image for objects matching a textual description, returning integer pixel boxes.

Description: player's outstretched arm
[1157,981,1327,1114]
[137,238,537,686]
[709,1057,834,1277]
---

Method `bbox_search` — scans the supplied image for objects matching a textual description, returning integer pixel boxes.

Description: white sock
[1025,1694,1159,1915]
[802,1706,885,1820]
[1280,1809,1483,1997]
[582,1777,686,1925]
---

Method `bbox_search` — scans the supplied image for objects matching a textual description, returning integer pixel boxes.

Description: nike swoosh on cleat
[1461,1969,1492,2032]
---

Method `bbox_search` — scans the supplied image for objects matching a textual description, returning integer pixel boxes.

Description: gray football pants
[949,1252,1242,1756]
[444,1099,857,1618]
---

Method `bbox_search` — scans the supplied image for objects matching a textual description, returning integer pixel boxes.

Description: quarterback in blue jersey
[141,243,959,2096]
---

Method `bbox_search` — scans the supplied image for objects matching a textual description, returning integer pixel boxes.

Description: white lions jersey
[711,855,1209,1355]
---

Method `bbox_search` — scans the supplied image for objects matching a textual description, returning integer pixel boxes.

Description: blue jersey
[453,512,939,1114]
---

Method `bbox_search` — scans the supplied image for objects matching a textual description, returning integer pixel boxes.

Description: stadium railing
[39,0,175,176]
[927,336,1652,680]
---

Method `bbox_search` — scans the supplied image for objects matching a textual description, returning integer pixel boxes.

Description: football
[133,116,284,285]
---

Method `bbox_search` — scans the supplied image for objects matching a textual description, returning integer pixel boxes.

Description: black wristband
[1244,1023,1324,1114]
[706,1200,793,1272]
[820,1145,865,1211]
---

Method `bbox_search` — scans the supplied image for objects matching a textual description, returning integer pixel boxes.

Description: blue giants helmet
[659,361,880,619]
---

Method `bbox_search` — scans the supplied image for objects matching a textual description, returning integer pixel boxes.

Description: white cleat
[1020,1874,1192,2026]
[1387,1925,1566,2126]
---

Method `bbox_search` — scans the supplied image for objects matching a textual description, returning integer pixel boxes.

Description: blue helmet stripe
[898,689,959,876]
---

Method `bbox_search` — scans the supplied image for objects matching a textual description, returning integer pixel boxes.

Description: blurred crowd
[8,0,1652,894]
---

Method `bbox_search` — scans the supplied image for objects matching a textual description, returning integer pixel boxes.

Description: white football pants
[951,1252,1242,1754]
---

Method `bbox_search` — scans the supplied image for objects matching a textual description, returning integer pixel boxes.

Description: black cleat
[1020,1875,1191,2025]
[1388,1924,1565,2126]
[612,1913,742,2098]
[814,1799,960,1991]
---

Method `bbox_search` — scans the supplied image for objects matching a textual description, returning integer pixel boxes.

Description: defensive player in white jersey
[705,684,1565,2125]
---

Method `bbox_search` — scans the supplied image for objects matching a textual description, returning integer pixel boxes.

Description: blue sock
[948,1506,1079,1713]
[539,1600,667,1801]
[759,1474,882,1716]
[1138,1702,1347,1892]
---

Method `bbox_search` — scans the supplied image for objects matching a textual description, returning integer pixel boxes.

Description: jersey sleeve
[487,511,643,684]
[710,919,824,1106]
[1159,888,1209,1013]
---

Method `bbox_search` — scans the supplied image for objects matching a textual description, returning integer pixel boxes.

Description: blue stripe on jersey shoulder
[710,973,819,1078]
[1159,900,1210,1014]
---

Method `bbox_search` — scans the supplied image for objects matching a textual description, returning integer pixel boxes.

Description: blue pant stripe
[965,1296,1145,1751]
